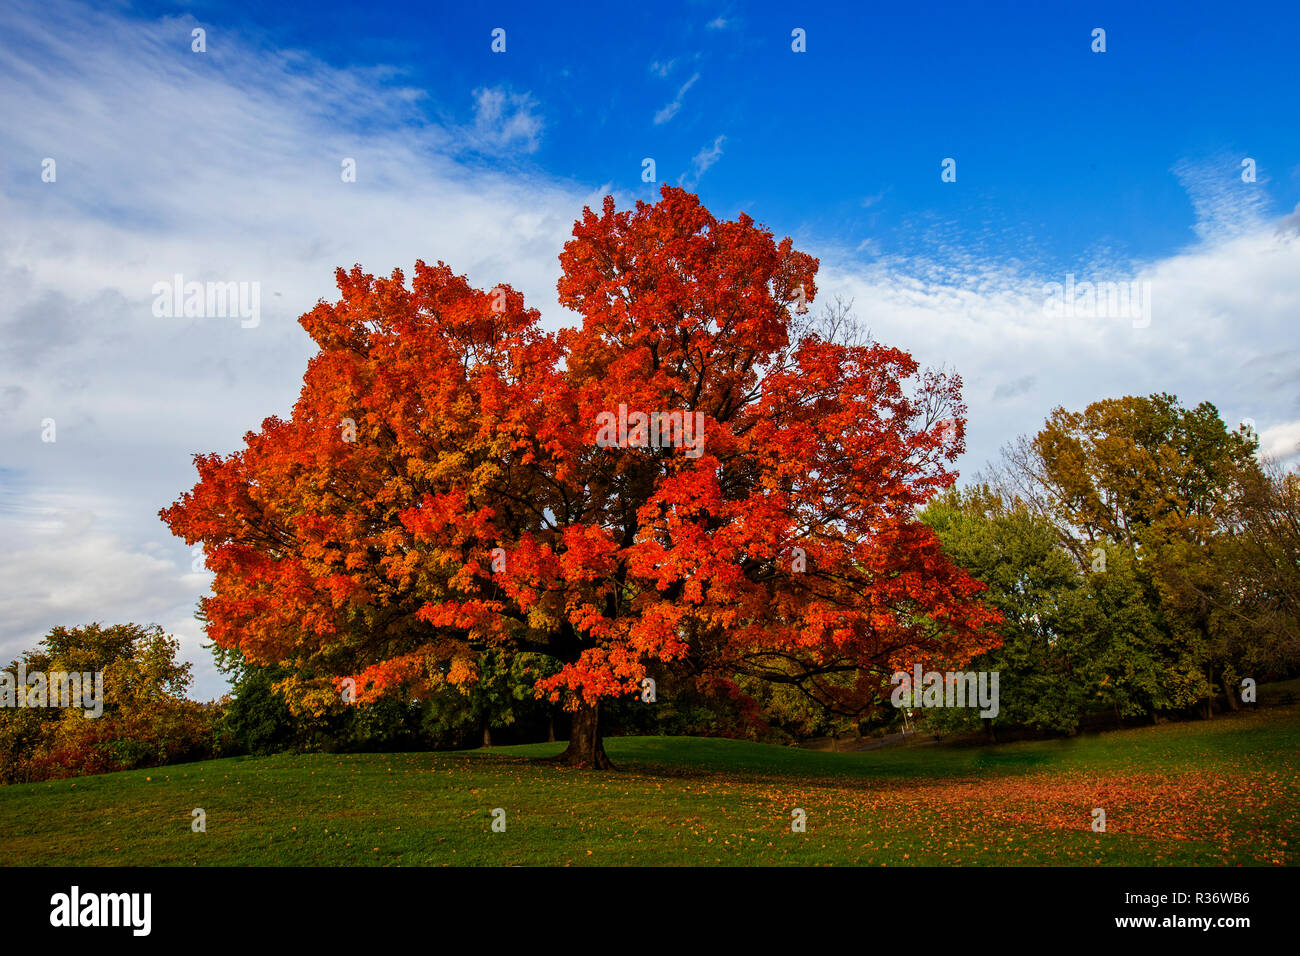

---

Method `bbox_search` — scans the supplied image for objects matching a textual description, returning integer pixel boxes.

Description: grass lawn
[2,705,1296,866]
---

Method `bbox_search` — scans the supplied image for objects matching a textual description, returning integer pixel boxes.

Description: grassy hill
[2,705,1296,866]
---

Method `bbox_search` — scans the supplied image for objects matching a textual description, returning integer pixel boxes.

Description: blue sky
[128,0,1300,267]
[2,0,1299,699]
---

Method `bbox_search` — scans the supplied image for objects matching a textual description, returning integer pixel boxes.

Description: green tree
[922,487,1092,734]
[419,650,559,748]
[992,393,1266,718]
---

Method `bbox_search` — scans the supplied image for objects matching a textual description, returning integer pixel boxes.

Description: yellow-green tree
[991,393,1289,718]
[0,622,215,783]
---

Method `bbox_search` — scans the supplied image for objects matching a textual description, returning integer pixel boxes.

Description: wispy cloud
[1172,155,1271,244]
[654,72,700,125]
[682,134,726,187]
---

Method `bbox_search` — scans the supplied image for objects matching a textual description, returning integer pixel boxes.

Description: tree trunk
[482,722,492,748]
[551,700,613,769]
[547,715,556,743]
[1223,679,1239,712]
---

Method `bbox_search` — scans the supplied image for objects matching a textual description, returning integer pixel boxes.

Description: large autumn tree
[162,186,1000,767]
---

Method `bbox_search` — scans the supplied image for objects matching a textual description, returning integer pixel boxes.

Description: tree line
[6,389,1295,782]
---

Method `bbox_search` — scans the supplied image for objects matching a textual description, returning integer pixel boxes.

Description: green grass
[2,706,1297,866]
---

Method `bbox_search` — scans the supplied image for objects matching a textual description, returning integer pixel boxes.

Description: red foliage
[161,186,1001,717]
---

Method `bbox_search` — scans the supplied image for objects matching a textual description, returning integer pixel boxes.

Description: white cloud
[1277,200,1300,237]
[0,491,215,689]
[1258,421,1300,462]
[471,86,544,153]
[812,200,1300,479]
[0,0,593,698]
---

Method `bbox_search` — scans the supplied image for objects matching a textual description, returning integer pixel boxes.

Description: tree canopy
[161,186,1001,766]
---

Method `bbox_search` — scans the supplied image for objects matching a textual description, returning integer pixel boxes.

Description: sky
[2,0,1298,700]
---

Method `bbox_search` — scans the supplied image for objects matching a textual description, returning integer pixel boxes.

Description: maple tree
[161,185,1001,768]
